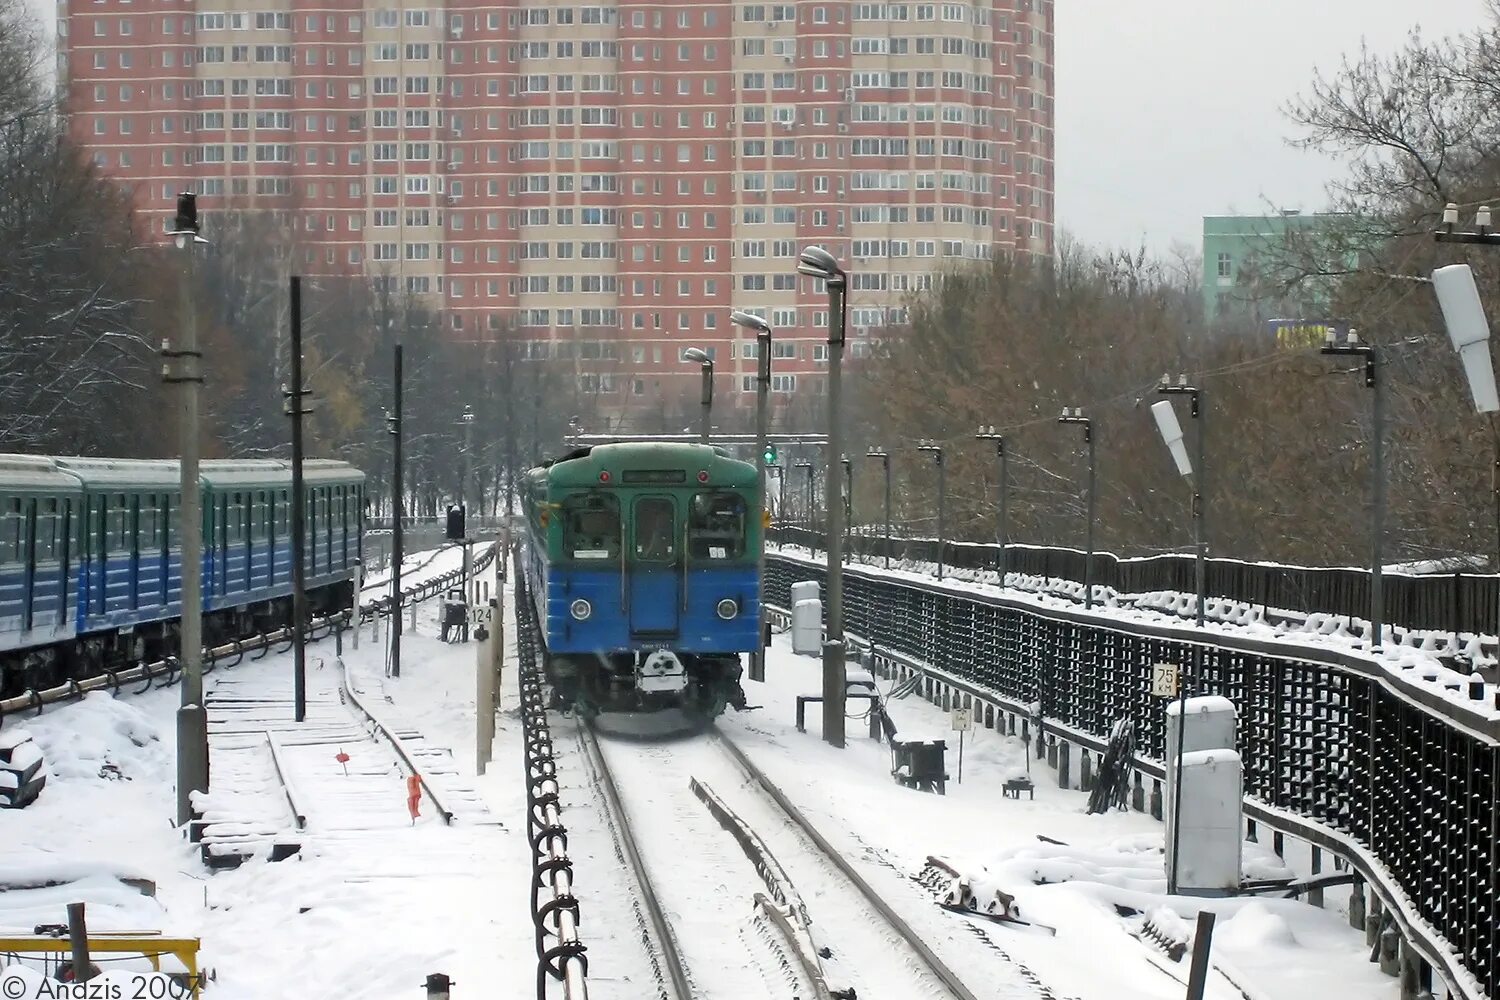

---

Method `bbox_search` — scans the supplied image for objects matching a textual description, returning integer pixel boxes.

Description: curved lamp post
[682,347,714,445]
[731,309,774,682]
[796,246,849,749]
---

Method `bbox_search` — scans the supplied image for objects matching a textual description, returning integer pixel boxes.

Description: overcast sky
[1056,0,1495,256]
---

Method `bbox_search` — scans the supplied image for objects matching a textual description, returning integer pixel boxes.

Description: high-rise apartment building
[60,0,1054,425]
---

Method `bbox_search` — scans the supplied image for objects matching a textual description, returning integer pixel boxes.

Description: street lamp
[1149,375,1207,899]
[458,403,476,615]
[731,309,774,683]
[162,192,210,827]
[975,426,1009,585]
[867,447,892,569]
[1151,377,1207,628]
[796,245,850,749]
[916,440,946,579]
[682,347,714,445]
[1433,209,1500,643]
[1057,408,1097,610]
[1319,330,1385,652]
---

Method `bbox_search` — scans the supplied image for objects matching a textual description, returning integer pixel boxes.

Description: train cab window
[688,492,747,561]
[632,496,677,563]
[0,497,21,564]
[563,493,620,561]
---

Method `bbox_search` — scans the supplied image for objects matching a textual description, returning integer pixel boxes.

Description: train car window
[563,493,620,560]
[251,491,267,540]
[165,494,179,546]
[688,493,747,560]
[107,494,128,554]
[632,496,676,563]
[277,490,290,534]
[0,496,19,564]
[228,492,243,543]
[36,499,57,562]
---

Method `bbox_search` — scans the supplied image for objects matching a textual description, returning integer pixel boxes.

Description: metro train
[520,442,762,719]
[0,455,365,698]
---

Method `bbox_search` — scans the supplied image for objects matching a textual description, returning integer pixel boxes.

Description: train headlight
[716,598,739,620]
[570,598,592,621]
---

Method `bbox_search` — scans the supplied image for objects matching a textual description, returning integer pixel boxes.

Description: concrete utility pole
[163,192,208,827]
[460,404,476,626]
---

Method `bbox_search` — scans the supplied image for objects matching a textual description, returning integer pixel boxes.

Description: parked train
[0,455,365,698]
[520,442,762,719]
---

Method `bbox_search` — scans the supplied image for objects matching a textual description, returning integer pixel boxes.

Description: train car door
[628,495,680,636]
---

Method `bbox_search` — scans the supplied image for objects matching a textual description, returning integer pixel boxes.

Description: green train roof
[534,441,757,487]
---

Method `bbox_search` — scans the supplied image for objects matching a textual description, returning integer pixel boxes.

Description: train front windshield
[564,494,620,560]
[688,492,747,561]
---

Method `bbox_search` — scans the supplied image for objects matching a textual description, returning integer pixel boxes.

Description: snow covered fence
[766,549,1498,1000]
[773,524,1500,649]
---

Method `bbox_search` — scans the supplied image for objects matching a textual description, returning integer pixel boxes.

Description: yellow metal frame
[0,933,202,997]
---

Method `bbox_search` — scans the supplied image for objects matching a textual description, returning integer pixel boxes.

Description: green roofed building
[1202,211,1354,333]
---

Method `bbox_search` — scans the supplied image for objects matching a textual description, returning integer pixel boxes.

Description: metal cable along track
[515,551,590,1000]
[0,542,496,724]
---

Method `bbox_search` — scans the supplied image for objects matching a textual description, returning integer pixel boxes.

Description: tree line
[852,6,1500,568]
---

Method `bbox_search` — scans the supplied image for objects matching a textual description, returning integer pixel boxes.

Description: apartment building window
[1216,252,1232,280]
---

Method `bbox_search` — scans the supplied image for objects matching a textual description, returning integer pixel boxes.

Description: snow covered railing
[765,549,1498,1000]
[771,525,1500,649]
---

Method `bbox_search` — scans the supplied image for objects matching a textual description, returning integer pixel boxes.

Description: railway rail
[581,723,1015,1000]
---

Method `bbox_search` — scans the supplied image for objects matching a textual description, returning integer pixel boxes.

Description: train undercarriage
[544,648,749,720]
[0,580,354,700]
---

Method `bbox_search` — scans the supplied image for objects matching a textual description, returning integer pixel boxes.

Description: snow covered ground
[1,549,1398,999]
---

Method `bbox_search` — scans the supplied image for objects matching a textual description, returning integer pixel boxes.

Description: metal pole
[883,455,891,569]
[1193,390,1206,628]
[700,361,713,445]
[1184,911,1218,1000]
[842,458,852,556]
[1169,653,1189,895]
[1084,424,1096,610]
[1493,434,1499,642]
[998,440,1008,584]
[67,902,91,983]
[462,409,474,636]
[936,451,946,580]
[171,205,208,829]
[390,345,404,678]
[1370,348,1385,651]
[288,276,309,723]
[752,330,770,683]
[823,281,848,749]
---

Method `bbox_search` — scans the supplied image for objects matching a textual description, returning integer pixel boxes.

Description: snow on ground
[1,547,1398,999]
[717,636,1398,1000]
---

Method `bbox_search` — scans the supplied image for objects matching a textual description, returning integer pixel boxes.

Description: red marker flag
[336,749,350,776]
[407,774,421,822]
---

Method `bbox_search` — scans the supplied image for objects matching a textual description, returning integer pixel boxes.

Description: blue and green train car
[0,455,364,697]
[520,442,761,718]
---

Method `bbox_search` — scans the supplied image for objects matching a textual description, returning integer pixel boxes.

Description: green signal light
[763,444,778,465]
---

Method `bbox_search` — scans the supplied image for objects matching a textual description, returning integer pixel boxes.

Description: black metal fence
[765,551,1498,1000]
[770,525,1500,638]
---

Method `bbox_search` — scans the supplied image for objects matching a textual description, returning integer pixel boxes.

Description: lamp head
[730,310,771,335]
[682,347,712,365]
[798,245,840,274]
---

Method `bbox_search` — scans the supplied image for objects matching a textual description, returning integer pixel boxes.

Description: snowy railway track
[578,721,1034,1000]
